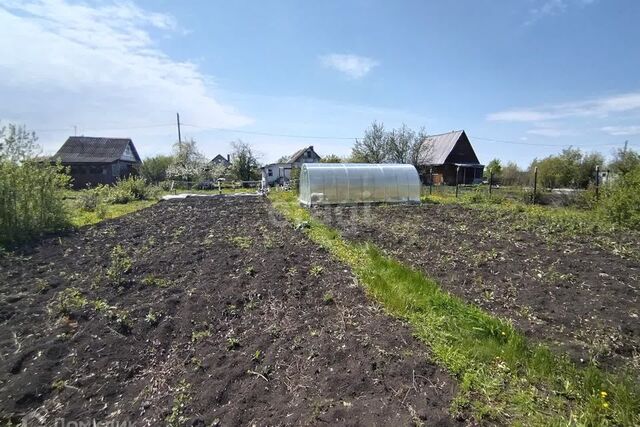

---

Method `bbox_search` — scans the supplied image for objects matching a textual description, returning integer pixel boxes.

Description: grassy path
[269,191,639,426]
[67,199,157,227]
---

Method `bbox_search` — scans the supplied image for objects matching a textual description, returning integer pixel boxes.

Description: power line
[33,123,174,133]
[180,123,356,140]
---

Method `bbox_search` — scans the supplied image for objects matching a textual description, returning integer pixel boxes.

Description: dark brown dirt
[0,197,460,426]
[313,203,640,372]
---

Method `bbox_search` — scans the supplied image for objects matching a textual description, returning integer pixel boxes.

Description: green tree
[320,154,342,163]
[609,145,640,176]
[577,152,604,188]
[0,124,70,245]
[500,162,525,186]
[386,123,414,163]
[485,158,502,179]
[532,148,603,189]
[351,121,387,163]
[532,148,584,188]
[409,127,432,167]
[229,140,260,181]
[140,155,173,184]
[0,123,39,162]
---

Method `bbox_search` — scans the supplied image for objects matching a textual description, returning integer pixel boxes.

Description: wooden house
[52,136,142,188]
[262,146,321,185]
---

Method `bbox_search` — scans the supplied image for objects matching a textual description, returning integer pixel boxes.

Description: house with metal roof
[261,146,321,185]
[416,130,483,185]
[52,136,142,188]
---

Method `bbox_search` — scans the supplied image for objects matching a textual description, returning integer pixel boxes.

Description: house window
[268,169,273,177]
[306,150,311,158]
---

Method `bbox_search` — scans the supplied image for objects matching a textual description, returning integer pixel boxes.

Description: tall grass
[0,161,70,246]
[269,191,640,425]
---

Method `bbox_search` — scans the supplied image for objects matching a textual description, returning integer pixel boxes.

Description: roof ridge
[426,130,464,138]
[69,136,132,141]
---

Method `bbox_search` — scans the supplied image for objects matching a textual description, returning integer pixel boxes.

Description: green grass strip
[67,199,157,228]
[269,191,639,426]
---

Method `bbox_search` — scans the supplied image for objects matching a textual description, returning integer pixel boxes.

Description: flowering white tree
[166,138,207,182]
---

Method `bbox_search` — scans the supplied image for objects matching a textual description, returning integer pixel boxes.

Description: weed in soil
[166,380,191,427]
[226,337,240,350]
[229,236,252,249]
[106,244,132,287]
[142,275,172,288]
[191,329,211,343]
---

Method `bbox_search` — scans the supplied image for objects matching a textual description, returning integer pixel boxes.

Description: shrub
[76,186,105,211]
[140,155,173,184]
[0,160,70,246]
[462,187,505,205]
[105,176,156,204]
[598,166,640,229]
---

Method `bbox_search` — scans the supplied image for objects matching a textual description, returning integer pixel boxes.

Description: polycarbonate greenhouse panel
[298,163,421,206]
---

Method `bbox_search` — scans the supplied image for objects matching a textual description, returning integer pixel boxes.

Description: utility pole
[176,113,182,146]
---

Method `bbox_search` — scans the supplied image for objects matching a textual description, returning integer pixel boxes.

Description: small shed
[52,136,142,188]
[299,163,421,206]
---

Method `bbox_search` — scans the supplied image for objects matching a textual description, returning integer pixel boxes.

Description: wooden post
[595,165,600,200]
[532,166,538,204]
[176,112,182,146]
[489,171,493,197]
[455,166,460,198]
[429,167,433,195]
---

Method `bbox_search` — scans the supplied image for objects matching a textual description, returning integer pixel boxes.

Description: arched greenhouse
[298,163,421,206]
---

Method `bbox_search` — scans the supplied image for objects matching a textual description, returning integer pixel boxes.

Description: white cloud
[601,125,640,136]
[487,91,640,122]
[525,0,596,25]
[319,53,379,79]
[526,127,577,137]
[0,0,251,154]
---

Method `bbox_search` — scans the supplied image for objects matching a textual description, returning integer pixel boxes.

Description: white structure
[299,163,421,206]
[262,146,321,185]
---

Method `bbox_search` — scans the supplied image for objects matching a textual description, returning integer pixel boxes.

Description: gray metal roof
[211,154,230,165]
[419,130,464,165]
[287,147,309,163]
[53,136,141,163]
[287,146,322,163]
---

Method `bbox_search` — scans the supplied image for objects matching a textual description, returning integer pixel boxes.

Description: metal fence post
[455,166,460,198]
[595,165,600,200]
[532,166,538,204]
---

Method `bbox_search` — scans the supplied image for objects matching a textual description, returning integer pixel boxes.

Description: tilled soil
[314,203,640,372]
[0,197,460,426]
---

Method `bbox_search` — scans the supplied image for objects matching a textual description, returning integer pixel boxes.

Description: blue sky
[1,0,639,166]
